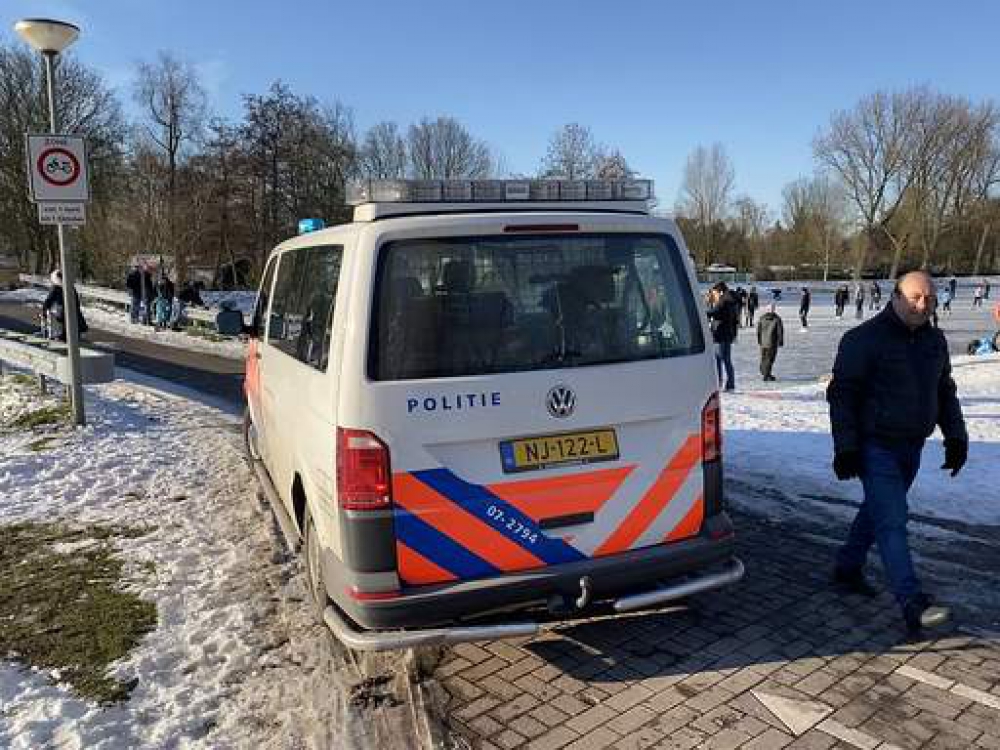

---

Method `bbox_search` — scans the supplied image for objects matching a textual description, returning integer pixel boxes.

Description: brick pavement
[435,510,1000,749]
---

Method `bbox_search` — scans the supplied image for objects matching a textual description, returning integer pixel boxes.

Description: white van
[244,179,743,651]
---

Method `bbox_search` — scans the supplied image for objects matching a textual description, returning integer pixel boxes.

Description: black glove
[833,450,861,481]
[941,438,967,477]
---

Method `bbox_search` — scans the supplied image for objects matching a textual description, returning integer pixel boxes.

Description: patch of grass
[27,436,58,452]
[6,374,37,386]
[0,522,158,704]
[184,327,226,342]
[8,402,71,430]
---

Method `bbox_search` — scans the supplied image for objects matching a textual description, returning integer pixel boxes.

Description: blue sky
[3,0,998,214]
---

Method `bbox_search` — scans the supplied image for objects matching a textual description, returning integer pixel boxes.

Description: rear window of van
[369,233,704,381]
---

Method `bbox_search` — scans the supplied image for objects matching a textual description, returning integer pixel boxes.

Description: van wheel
[304,513,328,615]
[243,407,261,462]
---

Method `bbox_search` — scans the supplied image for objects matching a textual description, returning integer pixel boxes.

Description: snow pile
[0,378,441,749]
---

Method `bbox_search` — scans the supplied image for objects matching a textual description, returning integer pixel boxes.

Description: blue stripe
[394,508,500,580]
[413,468,586,565]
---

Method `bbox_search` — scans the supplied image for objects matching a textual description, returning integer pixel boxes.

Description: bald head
[892,271,936,328]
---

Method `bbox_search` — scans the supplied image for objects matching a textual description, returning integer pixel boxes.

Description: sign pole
[44,50,85,426]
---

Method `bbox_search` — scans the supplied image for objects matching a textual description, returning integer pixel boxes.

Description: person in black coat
[125,265,142,323]
[706,282,740,391]
[798,287,812,328]
[745,286,760,326]
[827,271,967,636]
[41,270,88,341]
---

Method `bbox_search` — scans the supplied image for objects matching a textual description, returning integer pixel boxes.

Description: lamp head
[14,18,80,54]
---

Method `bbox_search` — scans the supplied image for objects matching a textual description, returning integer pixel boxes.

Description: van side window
[297,246,343,371]
[266,246,343,371]
[251,257,277,337]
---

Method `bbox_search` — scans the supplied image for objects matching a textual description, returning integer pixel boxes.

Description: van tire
[303,512,329,616]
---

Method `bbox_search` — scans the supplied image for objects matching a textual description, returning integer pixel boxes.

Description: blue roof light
[298,218,326,235]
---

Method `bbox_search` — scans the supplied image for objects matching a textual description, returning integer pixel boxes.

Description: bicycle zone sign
[26,134,90,203]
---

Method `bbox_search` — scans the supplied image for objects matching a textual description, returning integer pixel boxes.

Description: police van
[244,178,743,651]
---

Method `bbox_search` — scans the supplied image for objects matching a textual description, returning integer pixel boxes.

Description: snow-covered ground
[0,282,997,746]
[0,375,443,750]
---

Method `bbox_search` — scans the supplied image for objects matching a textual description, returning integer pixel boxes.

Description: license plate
[499,429,619,473]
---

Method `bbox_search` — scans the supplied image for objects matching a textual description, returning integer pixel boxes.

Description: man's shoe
[833,566,878,597]
[903,593,951,636]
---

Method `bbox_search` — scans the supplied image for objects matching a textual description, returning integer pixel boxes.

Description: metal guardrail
[17,273,217,325]
[0,329,115,385]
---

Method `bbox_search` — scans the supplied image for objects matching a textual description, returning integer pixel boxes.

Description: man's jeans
[714,340,735,390]
[129,294,141,324]
[837,441,923,606]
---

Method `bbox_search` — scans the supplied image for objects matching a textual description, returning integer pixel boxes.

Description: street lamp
[14,18,86,426]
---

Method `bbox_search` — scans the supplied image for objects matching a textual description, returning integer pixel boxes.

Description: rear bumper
[326,555,744,651]
[328,512,738,632]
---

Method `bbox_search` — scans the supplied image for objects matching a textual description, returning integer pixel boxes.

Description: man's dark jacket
[827,305,966,453]
[757,312,784,349]
[706,292,740,343]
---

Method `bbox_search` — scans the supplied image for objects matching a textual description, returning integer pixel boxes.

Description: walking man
[828,271,967,636]
[706,282,740,392]
[798,286,811,329]
[756,302,784,381]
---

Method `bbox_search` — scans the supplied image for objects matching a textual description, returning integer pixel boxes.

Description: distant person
[706,282,740,392]
[756,302,784,382]
[948,276,957,298]
[746,286,759,326]
[854,284,866,319]
[984,280,991,299]
[178,281,205,307]
[834,285,849,318]
[733,286,746,328]
[153,288,172,330]
[940,286,953,315]
[798,287,811,329]
[157,273,175,304]
[125,264,142,323]
[870,280,882,310]
[972,284,984,308]
[828,271,965,637]
[140,266,155,325]
[41,269,88,342]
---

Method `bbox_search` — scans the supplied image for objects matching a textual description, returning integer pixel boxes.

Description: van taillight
[702,393,721,462]
[336,428,392,511]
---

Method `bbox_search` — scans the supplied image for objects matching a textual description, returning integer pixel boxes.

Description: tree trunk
[855,226,876,281]
[972,223,990,276]
[887,233,907,281]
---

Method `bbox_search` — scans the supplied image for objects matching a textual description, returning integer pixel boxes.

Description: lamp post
[14,18,86,426]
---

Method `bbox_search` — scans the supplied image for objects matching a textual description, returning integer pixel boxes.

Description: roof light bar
[346,178,653,205]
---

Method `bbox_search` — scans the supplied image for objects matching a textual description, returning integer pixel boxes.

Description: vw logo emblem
[546,385,576,418]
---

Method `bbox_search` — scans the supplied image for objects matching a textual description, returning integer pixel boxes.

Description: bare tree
[676,143,736,266]
[133,51,208,282]
[407,116,492,179]
[595,149,635,180]
[814,90,921,280]
[0,42,125,273]
[359,121,406,179]
[732,196,770,271]
[781,174,848,279]
[540,123,604,179]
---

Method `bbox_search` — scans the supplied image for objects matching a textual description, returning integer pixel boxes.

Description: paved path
[434,506,1000,749]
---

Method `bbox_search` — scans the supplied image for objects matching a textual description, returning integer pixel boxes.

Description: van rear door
[364,230,712,587]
